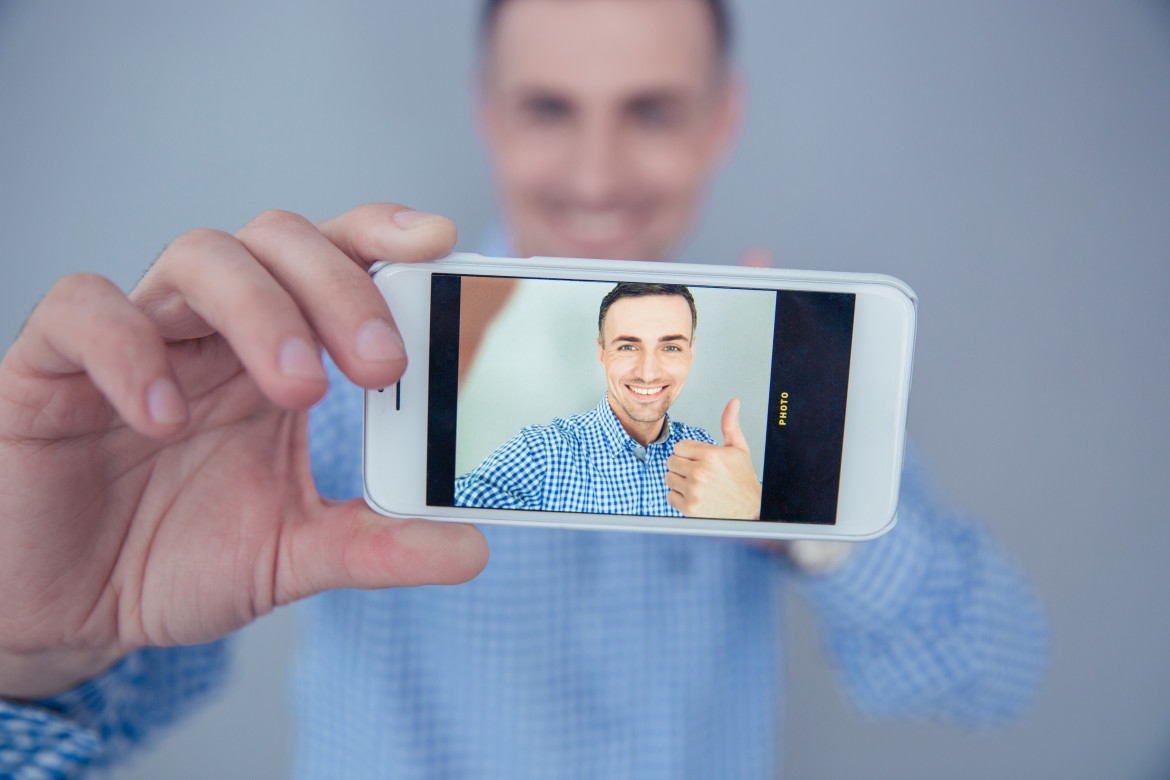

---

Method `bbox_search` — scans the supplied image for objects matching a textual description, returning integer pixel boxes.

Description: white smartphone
[363,253,916,541]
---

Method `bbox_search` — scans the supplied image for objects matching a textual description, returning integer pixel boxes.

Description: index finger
[231,205,452,391]
[670,439,712,460]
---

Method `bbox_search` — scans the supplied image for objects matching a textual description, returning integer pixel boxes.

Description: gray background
[1,1,1168,778]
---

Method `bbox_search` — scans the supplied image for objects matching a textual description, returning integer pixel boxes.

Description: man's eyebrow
[610,334,691,345]
[513,87,572,104]
[623,88,690,107]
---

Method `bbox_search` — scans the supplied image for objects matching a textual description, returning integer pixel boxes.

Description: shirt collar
[594,394,674,458]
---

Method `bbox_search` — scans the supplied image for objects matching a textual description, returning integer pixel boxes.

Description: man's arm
[0,205,490,773]
[794,447,1048,724]
[1,642,229,777]
[455,430,548,510]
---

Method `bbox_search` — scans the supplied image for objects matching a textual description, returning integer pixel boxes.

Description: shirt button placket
[629,443,648,513]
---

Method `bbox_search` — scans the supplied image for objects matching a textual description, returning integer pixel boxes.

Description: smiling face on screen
[597,293,695,445]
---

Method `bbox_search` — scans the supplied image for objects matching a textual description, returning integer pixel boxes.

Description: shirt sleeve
[795,446,1049,725]
[1,641,230,778]
[455,431,547,510]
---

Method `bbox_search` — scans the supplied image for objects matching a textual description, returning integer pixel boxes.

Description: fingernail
[393,209,438,229]
[279,337,324,378]
[356,319,406,362]
[146,377,187,425]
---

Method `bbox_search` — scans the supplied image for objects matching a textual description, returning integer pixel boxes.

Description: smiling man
[478,0,737,262]
[456,283,762,519]
[602,286,696,440]
[0,0,1045,777]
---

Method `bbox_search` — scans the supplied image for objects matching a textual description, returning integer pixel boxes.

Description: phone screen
[425,273,855,525]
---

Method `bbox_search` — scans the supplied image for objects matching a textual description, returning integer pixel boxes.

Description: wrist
[0,644,125,701]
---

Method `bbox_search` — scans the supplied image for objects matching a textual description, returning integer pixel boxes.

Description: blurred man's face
[479,0,738,262]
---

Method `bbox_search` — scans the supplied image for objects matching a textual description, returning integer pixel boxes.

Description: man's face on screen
[479,0,737,262]
[598,294,695,439]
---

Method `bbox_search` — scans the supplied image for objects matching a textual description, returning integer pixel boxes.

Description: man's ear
[597,338,604,364]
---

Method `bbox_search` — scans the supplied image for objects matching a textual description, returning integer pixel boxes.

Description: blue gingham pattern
[799,456,1050,724]
[1,643,226,778]
[455,396,714,514]
[0,703,97,780]
[1,359,1046,778]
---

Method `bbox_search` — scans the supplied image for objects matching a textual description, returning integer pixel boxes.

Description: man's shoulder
[520,407,599,446]
[483,408,591,452]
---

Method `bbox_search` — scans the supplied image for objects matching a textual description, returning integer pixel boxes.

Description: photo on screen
[426,273,855,524]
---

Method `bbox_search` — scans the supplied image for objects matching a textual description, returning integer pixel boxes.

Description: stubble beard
[616,394,671,426]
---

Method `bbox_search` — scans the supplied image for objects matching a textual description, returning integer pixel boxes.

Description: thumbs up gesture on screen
[665,399,762,520]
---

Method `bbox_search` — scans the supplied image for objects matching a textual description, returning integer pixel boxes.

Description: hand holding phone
[0,205,488,700]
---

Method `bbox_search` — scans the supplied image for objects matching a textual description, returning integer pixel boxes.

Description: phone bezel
[363,254,916,541]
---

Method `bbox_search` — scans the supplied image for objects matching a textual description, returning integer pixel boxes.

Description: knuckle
[40,275,146,340]
[165,227,235,257]
[42,277,157,352]
[247,208,312,233]
[152,230,240,292]
[47,272,119,306]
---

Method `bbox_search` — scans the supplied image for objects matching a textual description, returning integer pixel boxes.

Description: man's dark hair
[480,0,732,60]
[598,283,697,341]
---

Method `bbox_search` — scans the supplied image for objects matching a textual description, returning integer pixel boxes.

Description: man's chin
[526,227,656,262]
[620,404,670,426]
[546,241,637,262]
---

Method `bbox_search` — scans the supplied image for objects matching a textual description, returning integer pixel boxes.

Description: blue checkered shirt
[455,396,713,515]
[1,359,1047,778]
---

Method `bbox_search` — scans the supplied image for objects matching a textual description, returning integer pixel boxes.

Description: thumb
[721,398,749,451]
[277,500,489,604]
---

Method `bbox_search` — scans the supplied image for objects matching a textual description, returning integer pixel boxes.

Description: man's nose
[567,117,625,204]
[636,348,661,380]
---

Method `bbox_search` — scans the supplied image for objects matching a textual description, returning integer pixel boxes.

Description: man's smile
[540,203,653,256]
[626,383,667,399]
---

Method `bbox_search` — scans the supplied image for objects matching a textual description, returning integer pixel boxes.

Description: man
[457,283,762,519]
[0,0,1045,777]
[477,0,736,263]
